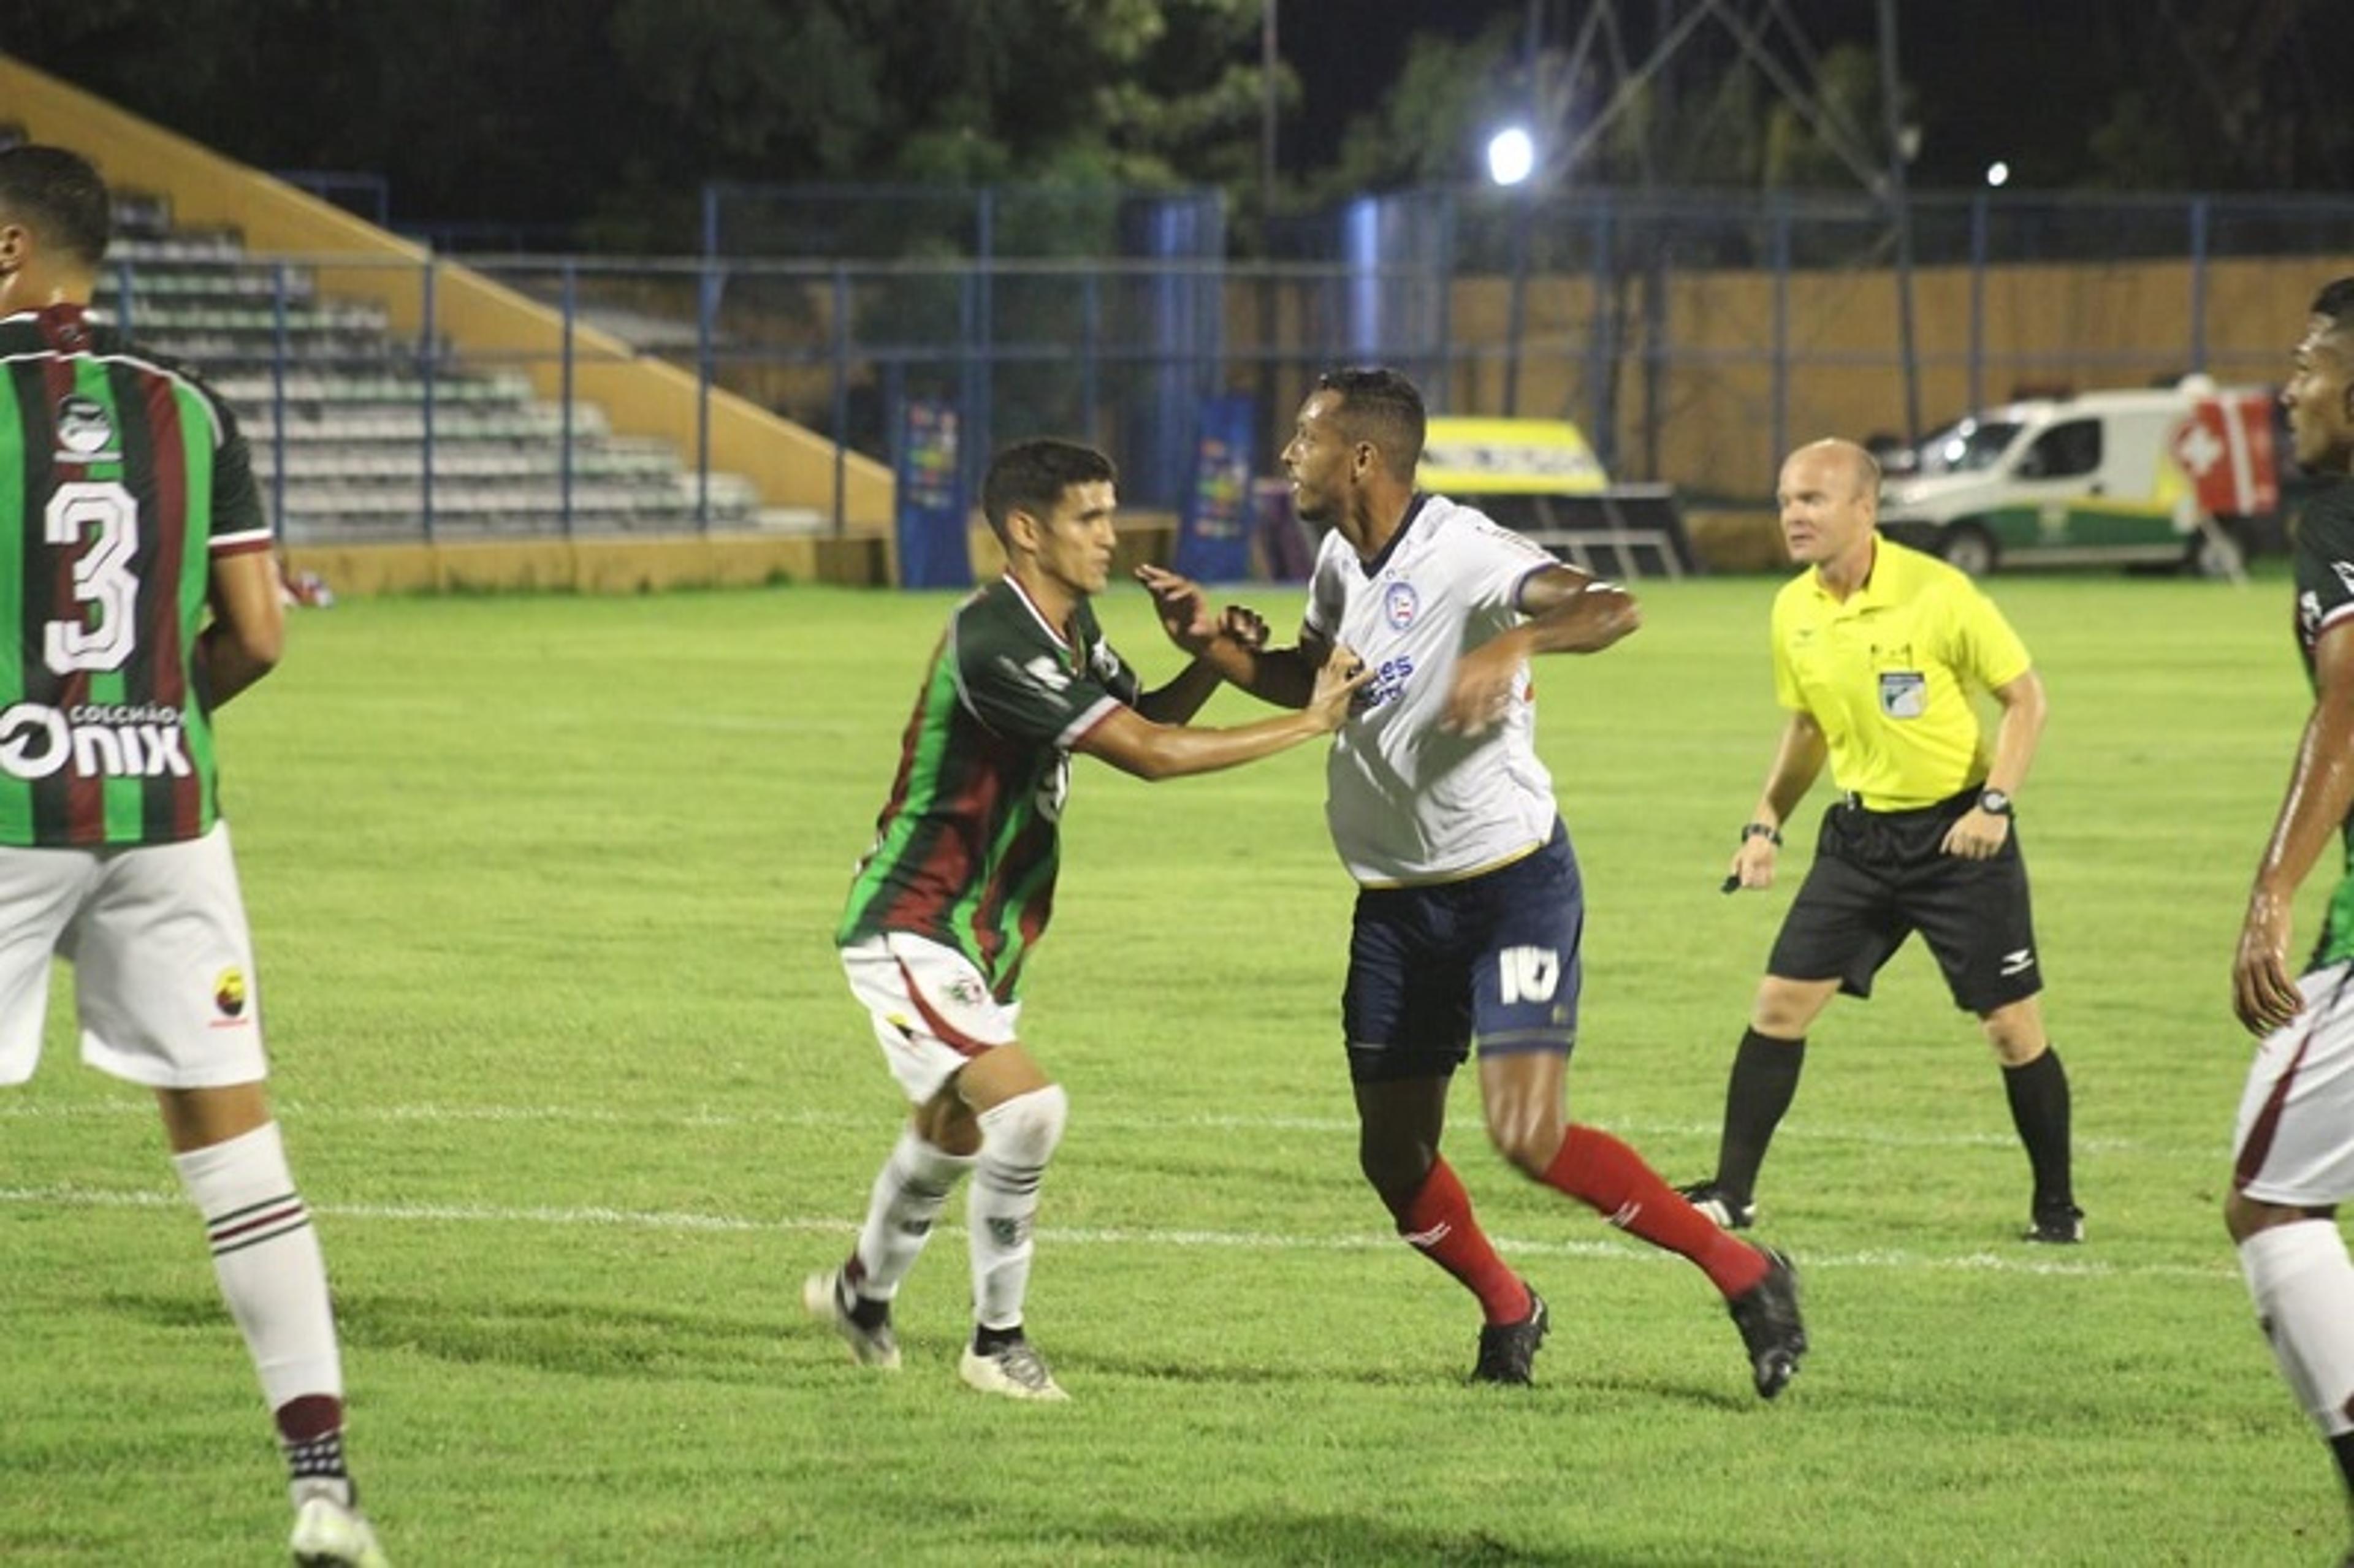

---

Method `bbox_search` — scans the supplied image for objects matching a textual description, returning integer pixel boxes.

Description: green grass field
[2,570,2345,1565]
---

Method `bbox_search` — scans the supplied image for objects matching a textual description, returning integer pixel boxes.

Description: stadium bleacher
[88,191,759,544]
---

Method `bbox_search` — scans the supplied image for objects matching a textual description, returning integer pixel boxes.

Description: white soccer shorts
[0,823,266,1089]
[2233,961,2354,1207]
[840,932,1021,1105]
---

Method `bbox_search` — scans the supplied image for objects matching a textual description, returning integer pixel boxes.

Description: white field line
[0,1181,2239,1281]
[0,1097,2196,1157]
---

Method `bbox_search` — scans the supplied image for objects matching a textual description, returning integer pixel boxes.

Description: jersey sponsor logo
[1362,654,1415,710]
[0,701,193,782]
[55,395,118,462]
[1016,653,1071,693]
[1878,670,1928,718]
[1382,580,1420,630]
[1498,945,1562,1005]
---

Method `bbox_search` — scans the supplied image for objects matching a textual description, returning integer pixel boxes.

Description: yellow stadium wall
[1436,253,2354,499]
[0,52,894,529]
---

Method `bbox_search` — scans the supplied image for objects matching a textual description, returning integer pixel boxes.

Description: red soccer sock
[1541,1125,1769,1300]
[1388,1158,1533,1325]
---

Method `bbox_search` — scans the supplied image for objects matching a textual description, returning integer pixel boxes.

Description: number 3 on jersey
[45,481,140,675]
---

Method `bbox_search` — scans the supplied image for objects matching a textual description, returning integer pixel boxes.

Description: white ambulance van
[1875,379,2277,578]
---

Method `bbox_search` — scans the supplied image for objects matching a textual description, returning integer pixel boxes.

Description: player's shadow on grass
[1076,1344,1754,1411]
[1072,1507,1759,1567]
[104,1288,793,1384]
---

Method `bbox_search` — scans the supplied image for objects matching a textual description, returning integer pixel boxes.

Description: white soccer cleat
[289,1491,388,1567]
[802,1268,902,1369]
[959,1339,1069,1402]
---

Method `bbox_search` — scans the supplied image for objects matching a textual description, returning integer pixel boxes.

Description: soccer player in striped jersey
[1143,368,1808,1397]
[2228,276,2354,1562]
[0,147,384,1565]
[809,436,1368,1399]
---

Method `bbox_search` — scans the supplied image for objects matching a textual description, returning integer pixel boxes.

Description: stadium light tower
[1487,126,1536,188]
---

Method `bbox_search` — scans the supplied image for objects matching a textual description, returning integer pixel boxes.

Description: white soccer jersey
[1302,493,1564,886]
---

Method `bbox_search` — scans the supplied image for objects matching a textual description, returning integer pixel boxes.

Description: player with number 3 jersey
[0,145,384,1565]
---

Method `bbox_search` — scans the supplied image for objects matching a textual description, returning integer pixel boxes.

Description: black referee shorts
[1766,786,2043,1014]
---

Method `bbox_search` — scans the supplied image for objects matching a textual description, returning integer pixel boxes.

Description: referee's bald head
[1787,438,1881,503]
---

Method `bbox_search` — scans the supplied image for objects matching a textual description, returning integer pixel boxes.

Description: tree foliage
[0,0,1290,246]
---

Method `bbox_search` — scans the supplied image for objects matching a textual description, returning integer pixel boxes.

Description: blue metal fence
[89,185,2354,546]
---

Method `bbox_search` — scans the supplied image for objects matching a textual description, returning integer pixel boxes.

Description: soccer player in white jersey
[1143,368,1808,1396]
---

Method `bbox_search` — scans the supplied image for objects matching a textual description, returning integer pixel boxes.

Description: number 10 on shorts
[1498,946,1561,1005]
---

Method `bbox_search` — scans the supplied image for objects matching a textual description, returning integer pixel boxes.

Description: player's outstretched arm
[195,549,286,710]
[2235,623,2354,1034]
[1135,563,1321,710]
[1443,566,1639,735]
[1076,642,1367,781]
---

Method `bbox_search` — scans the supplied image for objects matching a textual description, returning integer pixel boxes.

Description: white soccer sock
[850,1125,975,1301]
[171,1121,345,1413]
[2239,1219,2354,1437]
[969,1086,1068,1333]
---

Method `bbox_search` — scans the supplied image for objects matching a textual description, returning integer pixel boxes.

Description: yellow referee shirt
[1770,536,2032,812]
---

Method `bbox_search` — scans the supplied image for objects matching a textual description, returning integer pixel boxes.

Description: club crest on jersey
[1383,580,1420,630]
[213,968,248,1018]
[1878,671,1927,719]
[56,395,118,462]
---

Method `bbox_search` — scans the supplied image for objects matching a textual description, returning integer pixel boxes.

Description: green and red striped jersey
[0,304,272,847]
[2291,480,2354,971]
[836,574,1143,1000]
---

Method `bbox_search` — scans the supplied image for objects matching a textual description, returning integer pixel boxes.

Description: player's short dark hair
[0,145,110,270]
[1315,367,1426,479]
[981,438,1116,543]
[2312,278,2354,335]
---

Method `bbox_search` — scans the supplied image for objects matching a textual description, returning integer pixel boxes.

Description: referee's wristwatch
[1978,788,2014,817]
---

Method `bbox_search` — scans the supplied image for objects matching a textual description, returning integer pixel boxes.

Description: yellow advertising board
[1419,417,1609,496]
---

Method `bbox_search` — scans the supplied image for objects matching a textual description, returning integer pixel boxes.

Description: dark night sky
[1276,0,2001,185]
[1274,0,2326,193]
[5,0,2346,225]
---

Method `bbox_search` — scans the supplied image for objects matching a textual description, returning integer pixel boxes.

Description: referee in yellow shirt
[1678,438,2082,1244]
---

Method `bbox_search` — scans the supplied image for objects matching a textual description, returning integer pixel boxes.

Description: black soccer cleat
[1726,1247,1807,1400]
[1677,1179,1757,1231]
[1470,1288,1550,1385]
[2023,1203,2085,1245]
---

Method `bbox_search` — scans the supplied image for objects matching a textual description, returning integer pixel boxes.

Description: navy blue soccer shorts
[1343,821,1583,1085]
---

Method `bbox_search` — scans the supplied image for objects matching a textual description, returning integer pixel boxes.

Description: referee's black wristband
[1741,822,1783,847]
